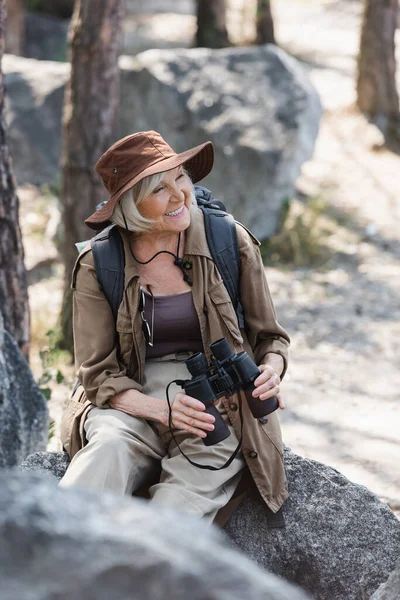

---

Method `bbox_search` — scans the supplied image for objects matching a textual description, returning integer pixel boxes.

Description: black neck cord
[166,380,243,471]
[121,209,192,285]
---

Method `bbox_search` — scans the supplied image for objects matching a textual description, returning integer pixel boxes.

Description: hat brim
[85,141,214,230]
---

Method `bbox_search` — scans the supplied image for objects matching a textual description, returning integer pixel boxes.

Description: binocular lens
[209,338,234,362]
[186,352,208,377]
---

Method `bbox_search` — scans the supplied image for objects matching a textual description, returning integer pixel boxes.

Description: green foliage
[24,0,74,19]
[261,195,334,268]
[37,329,67,441]
[25,0,43,12]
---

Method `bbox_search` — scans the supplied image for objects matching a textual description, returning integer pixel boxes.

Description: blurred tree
[256,0,275,45]
[0,0,30,357]
[6,0,24,55]
[357,0,400,134]
[59,0,124,353]
[195,0,230,48]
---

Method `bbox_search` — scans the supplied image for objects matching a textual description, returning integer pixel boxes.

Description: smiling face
[137,166,192,235]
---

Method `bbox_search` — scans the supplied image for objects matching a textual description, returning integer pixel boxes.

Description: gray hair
[110,168,194,234]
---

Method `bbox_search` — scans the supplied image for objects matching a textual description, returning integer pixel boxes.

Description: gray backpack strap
[91,224,125,320]
[195,186,244,329]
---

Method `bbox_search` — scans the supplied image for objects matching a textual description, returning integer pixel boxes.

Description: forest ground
[19,0,400,516]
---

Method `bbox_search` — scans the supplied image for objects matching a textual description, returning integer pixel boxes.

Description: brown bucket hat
[85,130,214,230]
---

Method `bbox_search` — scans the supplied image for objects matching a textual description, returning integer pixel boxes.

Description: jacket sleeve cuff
[92,376,143,408]
[254,338,289,380]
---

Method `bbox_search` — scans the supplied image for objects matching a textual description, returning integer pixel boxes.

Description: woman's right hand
[167,392,216,438]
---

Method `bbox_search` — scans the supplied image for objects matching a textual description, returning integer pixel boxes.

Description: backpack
[90,185,246,328]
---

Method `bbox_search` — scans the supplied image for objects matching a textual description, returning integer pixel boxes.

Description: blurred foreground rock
[21,447,400,600]
[0,315,48,467]
[4,44,321,239]
[0,470,310,600]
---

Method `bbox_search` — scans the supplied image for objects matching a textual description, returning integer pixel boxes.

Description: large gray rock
[4,54,69,186]
[23,448,400,600]
[24,12,69,61]
[4,45,321,238]
[119,45,321,239]
[225,448,400,600]
[0,315,48,467]
[0,470,310,600]
[371,560,400,600]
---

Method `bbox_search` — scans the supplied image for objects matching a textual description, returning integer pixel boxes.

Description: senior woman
[60,130,290,523]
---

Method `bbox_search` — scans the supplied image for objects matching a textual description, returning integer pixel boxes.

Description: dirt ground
[20,0,400,516]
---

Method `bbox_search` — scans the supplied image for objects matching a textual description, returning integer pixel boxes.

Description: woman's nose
[170,184,185,201]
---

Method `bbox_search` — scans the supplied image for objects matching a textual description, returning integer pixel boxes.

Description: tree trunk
[59,0,124,353]
[357,0,399,128]
[195,0,230,48]
[256,0,275,45]
[0,0,29,357]
[5,0,24,55]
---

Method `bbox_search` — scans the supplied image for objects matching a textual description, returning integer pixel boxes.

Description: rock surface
[0,470,310,600]
[119,45,321,239]
[5,44,321,239]
[225,448,400,600]
[4,54,69,185]
[370,560,400,600]
[21,447,400,600]
[0,315,48,467]
[24,12,69,61]
[20,450,70,480]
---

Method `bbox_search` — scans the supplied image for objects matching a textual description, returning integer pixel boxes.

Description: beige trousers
[59,354,245,521]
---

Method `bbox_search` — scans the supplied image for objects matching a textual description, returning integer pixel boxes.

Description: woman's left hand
[252,364,285,410]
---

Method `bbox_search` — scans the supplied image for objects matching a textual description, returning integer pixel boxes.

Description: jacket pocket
[208,280,243,345]
[116,310,134,370]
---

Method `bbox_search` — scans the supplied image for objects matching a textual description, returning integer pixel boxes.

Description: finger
[254,367,280,388]
[174,405,215,423]
[171,418,211,438]
[277,393,285,410]
[179,394,208,411]
[258,384,280,401]
[252,375,280,397]
[175,412,216,432]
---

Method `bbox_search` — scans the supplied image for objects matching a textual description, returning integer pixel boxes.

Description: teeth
[165,206,184,217]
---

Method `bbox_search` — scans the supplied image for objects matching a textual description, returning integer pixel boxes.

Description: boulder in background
[4,54,69,186]
[119,45,321,239]
[4,44,321,239]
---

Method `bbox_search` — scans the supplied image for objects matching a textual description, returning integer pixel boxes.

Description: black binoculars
[183,338,279,446]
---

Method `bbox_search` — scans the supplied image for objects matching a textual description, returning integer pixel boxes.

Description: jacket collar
[119,204,212,289]
[184,205,212,259]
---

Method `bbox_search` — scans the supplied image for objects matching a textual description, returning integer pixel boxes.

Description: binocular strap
[166,380,243,471]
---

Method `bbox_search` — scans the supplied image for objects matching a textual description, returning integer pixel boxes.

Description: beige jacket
[61,206,290,512]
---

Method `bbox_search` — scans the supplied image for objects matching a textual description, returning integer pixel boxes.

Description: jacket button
[248,450,258,459]
[229,402,238,411]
